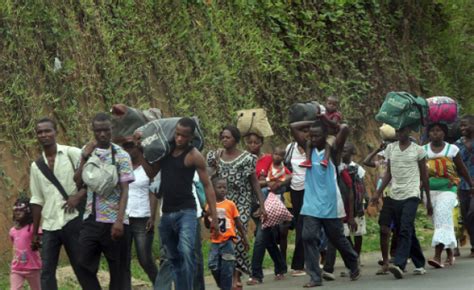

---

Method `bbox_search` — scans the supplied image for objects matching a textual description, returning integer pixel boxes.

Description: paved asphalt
[204,248,474,290]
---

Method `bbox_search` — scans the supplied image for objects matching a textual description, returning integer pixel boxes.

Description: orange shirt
[207,199,240,243]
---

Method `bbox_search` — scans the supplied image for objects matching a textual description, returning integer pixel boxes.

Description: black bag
[288,101,320,124]
[138,117,204,164]
[284,142,296,173]
[35,156,86,218]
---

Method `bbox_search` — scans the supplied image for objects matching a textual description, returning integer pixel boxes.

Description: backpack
[82,147,119,197]
[348,164,368,217]
[375,92,428,131]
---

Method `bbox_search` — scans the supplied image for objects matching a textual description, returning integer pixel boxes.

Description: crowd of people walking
[8,95,474,290]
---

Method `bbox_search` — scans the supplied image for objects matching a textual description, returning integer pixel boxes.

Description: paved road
[204,248,474,290]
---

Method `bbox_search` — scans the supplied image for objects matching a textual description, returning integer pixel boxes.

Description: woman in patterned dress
[207,125,267,288]
[425,123,473,268]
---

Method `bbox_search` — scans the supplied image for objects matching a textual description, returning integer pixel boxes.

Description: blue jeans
[392,198,425,270]
[250,218,286,281]
[157,209,197,290]
[208,240,235,290]
[41,217,90,290]
[126,217,158,283]
[194,221,205,290]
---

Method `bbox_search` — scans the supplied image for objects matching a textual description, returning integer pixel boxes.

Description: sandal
[444,256,455,266]
[303,281,322,288]
[275,274,285,280]
[375,267,389,275]
[246,278,262,286]
[428,259,444,269]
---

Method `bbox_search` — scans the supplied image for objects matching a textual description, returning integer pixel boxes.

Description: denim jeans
[41,217,90,290]
[78,216,127,290]
[250,217,286,281]
[302,216,358,284]
[194,221,205,290]
[392,197,426,270]
[126,217,158,283]
[208,240,235,290]
[158,209,197,290]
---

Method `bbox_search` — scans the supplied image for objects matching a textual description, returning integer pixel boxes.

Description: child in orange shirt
[205,177,249,290]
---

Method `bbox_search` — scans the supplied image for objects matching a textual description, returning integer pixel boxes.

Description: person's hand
[62,193,83,214]
[111,221,124,240]
[269,181,281,192]
[242,238,250,252]
[348,218,358,232]
[83,141,97,157]
[133,130,144,150]
[426,201,433,216]
[378,142,387,151]
[210,217,219,240]
[146,217,155,232]
[370,195,380,207]
[31,234,41,251]
[259,207,268,223]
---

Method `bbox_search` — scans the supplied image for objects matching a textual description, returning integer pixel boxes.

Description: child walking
[300,96,343,168]
[10,197,42,290]
[205,177,249,290]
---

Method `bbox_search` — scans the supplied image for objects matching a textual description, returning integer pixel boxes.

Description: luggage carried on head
[375,92,428,131]
[427,96,458,125]
[236,108,274,138]
[137,117,204,164]
[288,101,320,126]
[111,104,162,142]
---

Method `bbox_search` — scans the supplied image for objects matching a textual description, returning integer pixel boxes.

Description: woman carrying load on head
[207,125,267,288]
[424,123,474,268]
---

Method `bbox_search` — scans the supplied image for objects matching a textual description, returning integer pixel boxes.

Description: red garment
[256,154,273,179]
[325,111,343,122]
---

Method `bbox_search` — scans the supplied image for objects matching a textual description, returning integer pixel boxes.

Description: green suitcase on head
[375,92,428,131]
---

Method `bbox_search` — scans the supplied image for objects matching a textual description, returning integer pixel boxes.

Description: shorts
[378,197,396,228]
[344,216,367,237]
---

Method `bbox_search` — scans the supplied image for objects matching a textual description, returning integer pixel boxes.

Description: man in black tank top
[143,118,217,290]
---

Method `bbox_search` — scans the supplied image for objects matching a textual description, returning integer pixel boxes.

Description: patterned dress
[207,150,256,274]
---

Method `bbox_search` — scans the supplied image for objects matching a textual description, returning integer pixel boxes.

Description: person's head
[272,146,286,166]
[175,117,196,149]
[244,133,264,155]
[120,137,141,162]
[395,127,411,143]
[290,125,310,147]
[309,120,328,150]
[92,112,112,148]
[460,115,474,138]
[35,117,57,148]
[428,123,448,143]
[220,125,241,150]
[325,96,339,113]
[212,177,227,201]
[342,142,356,164]
[12,197,33,226]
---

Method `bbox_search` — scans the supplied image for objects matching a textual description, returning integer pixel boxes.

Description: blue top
[455,137,474,190]
[301,148,346,219]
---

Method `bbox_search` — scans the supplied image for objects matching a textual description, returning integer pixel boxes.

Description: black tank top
[159,146,197,213]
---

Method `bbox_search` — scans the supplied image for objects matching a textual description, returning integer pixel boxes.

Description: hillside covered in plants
[0,0,472,264]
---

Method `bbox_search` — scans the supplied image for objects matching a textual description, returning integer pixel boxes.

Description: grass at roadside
[0,207,434,289]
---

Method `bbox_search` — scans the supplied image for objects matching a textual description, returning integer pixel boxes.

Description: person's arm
[112,182,128,240]
[333,124,350,165]
[250,172,267,221]
[74,141,97,185]
[29,165,44,249]
[63,187,87,214]
[370,160,392,206]
[140,160,161,180]
[418,158,432,216]
[318,113,340,129]
[234,217,249,251]
[363,143,387,168]
[194,150,219,239]
[146,191,158,232]
[454,153,474,194]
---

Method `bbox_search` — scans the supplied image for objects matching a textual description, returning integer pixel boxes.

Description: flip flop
[444,257,455,266]
[375,268,389,275]
[303,281,322,288]
[428,259,444,269]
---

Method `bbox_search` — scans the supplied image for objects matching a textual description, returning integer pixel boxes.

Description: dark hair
[211,176,226,186]
[177,117,196,134]
[92,112,111,125]
[310,119,328,135]
[327,95,339,102]
[344,142,356,154]
[12,197,33,225]
[428,123,448,137]
[461,114,474,124]
[220,125,241,143]
[245,133,264,143]
[37,117,57,131]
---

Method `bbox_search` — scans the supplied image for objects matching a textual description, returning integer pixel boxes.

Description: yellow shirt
[30,144,81,231]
